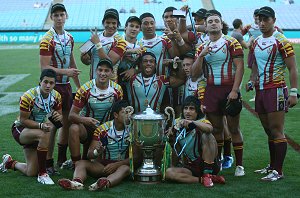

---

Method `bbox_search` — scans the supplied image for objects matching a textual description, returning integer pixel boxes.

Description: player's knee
[69,124,81,137]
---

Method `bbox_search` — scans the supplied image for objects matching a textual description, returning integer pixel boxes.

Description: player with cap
[118,16,144,101]
[1,69,62,185]
[81,8,127,81]
[247,6,298,181]
[67,59,123,168]
[191,9,245,177]
[39,3,81,173]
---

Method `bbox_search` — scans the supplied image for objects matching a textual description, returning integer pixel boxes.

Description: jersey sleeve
[19,91,35,112]
[162,36,172,50]
[229,38,244,58]
[53,91,62,111]
[194,44,205,60]
[39,32,54,56]
[73,81,91,109]
[111,36,127,57]
[277,35,295,59]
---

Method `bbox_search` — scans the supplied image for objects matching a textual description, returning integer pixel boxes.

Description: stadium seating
[0,0,50,30]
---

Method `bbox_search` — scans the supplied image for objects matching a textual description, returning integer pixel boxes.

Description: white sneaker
[234,165,245,176]
[37,173,54,185]
[254,164,273,174]
[60,159,73,170]
[0,154,13,173]
[261,170,283,182]
[249,97,255,102]
[58,178,84,190]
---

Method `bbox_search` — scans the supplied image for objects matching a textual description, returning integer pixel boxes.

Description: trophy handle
[164,106,175,130]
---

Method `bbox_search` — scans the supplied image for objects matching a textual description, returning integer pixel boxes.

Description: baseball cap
[125,16,142,27]
[258,6,275,18]
[97,59,113,69]
[253,9,260,16]
[192,8,207,19]
[51,3,66,14]
[205,9,222,19]
[103,8,119,20]
[220,93,242,117]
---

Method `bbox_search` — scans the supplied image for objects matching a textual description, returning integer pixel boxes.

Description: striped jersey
[93,121,130,160]
[252,30,295,90]
[40,27,74,84]
[73,79,123,122]
[140,35,172,76]
[195,34,244,86]
[126,73,170,113]
[188,31,210,49]
[19,86,62,123]
[90,32,127,81]
[183,75,205,102]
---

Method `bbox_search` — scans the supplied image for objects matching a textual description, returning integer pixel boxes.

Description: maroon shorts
[184,158,220,177]
[54,83,73,111]
[255,87,288,114]
[247,51,255,69]
[203,85,232,115]
[11,123,38,149]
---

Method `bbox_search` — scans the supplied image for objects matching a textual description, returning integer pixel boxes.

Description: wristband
[40,123,44,130]
[177,38,185,46]
[93,149,99,157]
[95,42,102,50]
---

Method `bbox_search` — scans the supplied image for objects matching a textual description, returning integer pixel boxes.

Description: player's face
[125,21,141,39]
[183,105,197,121]
[258,16,275,34]
[182,57,194,76]
[51,10,67,28]
[96,64,112,84]
[206,15,223,34]
[40,77,55,96]
[103,18,118,37]
[194,16,205,25]
[141,55,156,77]
[115,108,128,125]
[141,17,156,36]
[163,11,177,30]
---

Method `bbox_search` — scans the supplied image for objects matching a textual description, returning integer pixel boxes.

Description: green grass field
[0,43,299,198]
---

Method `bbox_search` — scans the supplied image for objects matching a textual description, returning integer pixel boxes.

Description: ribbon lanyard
[39,87,52,114]
[174,128,187,157]
[113,121,126,154]
[54,28,67,57]
[141,74,155,98]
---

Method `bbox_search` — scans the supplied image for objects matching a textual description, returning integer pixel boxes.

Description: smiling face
[51,10,67,29]
[40,76,56,96]
[103,18,118,37]
[141,55,156,77]
[205,15,223,34]
[125,21,141,39]
[96,64,113,84]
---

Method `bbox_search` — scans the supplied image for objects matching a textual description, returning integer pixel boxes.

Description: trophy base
[134,172,161,184]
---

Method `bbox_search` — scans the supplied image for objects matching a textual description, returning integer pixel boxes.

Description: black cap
[103,8,119,20]
[180,51,195,60]
[125,16,142,27]
[258,6,275,18]
[205,9,222,19]
[51,3,66,14]
[220,94,242,117]
[253,9,260,16]
[141,51,156,62]
[192,8,207,19]
[97,59,113,69]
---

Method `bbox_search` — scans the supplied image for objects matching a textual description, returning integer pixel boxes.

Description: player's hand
[81,53,91,65]
[90,27,100,44]
[163,59,173,66]
[84,117,100,129]
[66,68,81,77]
[41,122,51,132]
[51,111,62,122]
[179,119,193,128]
[228,90,238,101]
[288,95,298,108]
[120,68,136,81]
[199,42,212,57]
[103,162,119,175]
[180,5,189,15]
